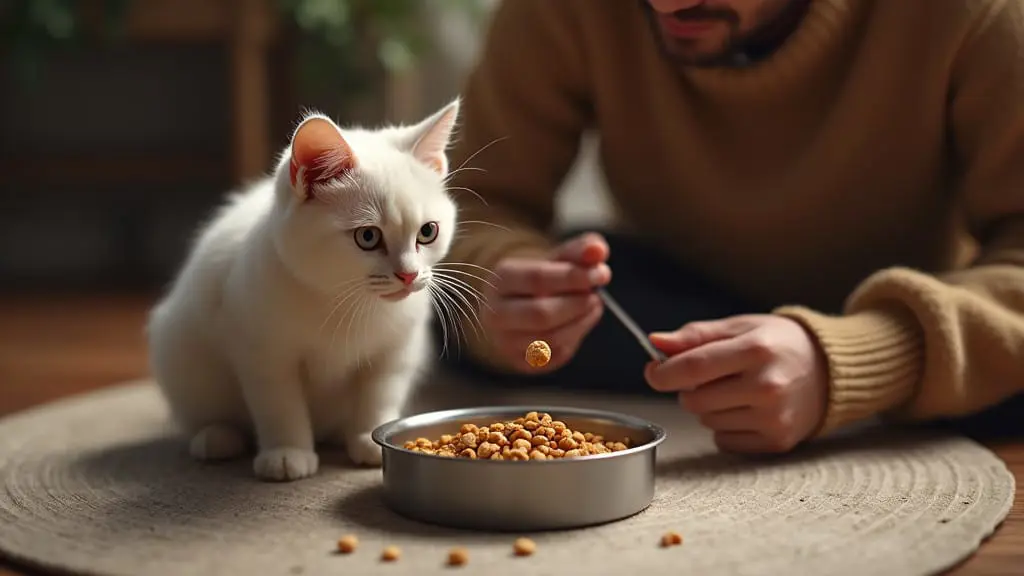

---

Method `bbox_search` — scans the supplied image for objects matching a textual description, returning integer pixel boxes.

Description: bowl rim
[370,405,667,465]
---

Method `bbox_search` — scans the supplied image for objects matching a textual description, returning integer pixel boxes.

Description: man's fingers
[645,336,759,392]
[648,315,761,355]
[495,259,611,296]
[697,407,757,433]
[552,232,609,265]
[490,294,600,331]
[677,376,755,414]
[713,429,799,454]
[712,430,770,453]
[499,301,604,372]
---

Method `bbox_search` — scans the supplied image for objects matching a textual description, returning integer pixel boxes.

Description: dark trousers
[434,231,768,396]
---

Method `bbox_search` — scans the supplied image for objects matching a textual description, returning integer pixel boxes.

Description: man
[440,0,1024,453]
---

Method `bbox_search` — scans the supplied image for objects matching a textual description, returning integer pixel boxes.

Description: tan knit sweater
[446,0,1024,436]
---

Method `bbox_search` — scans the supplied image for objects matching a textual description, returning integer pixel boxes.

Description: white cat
[147,99,461,482]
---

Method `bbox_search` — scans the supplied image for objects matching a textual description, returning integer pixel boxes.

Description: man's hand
[644,315,829,454]
[480,233,612,372]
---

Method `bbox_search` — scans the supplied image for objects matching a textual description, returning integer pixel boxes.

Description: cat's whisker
[431,277,487,338]
[432,272,489,302]
[427,285,452,359]
[354,295,374,371]
[324,294,359,378]
[358,297,379,370]
[445,186,487,206]
[443,166,487,186]
[442,135,508,196]
[340,294,368,371]
[430,278,485,347]
[451,135,507,172]
[455,219,512,233]
[319,281,369,335]
[431,283,465,358]
[430,275,493,318]
[434,261,500,279]
[431,267,499,293]
[431,277,480,331]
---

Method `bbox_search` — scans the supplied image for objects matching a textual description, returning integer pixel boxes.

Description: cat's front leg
[342,352,423,467]
[237,359,319,482]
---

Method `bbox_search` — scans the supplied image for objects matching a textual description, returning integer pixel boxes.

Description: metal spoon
[596,288,667,362]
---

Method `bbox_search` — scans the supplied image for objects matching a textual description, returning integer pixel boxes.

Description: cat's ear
[289,115,356,201]
[408,98,460,176]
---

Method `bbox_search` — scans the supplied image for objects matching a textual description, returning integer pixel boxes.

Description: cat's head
[271,99,461,302]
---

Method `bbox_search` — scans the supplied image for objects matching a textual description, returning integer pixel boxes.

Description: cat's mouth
[379,287,413,301]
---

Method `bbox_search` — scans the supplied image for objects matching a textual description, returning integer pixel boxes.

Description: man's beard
[639,1,743,68]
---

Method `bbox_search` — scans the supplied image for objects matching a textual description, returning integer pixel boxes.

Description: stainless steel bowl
[371,405,666,531]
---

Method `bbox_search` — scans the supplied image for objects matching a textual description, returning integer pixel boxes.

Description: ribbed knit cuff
[773,305,925,437]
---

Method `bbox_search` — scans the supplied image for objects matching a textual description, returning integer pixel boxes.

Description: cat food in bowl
[371,406,666,531]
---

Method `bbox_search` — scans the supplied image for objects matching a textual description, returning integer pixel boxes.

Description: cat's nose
[394,271,418,285]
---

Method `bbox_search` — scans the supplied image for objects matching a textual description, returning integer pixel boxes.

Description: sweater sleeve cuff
[772,305,925,436]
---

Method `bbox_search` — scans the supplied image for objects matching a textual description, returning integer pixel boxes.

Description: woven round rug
[0,378,1014,576]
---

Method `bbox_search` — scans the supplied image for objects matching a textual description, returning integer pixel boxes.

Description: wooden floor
[0,294,1021,575]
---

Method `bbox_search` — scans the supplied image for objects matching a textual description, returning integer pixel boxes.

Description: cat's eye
[417,221,439,245]
[354,226,382,251]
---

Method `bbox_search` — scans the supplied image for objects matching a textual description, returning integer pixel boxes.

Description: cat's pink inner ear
[289,117,355,194]
[412,104,459,175]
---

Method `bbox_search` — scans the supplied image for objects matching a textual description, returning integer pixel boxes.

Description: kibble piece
[529,450,547,460]
[459,432,478,449]
[477,442,499,459]
[447,547,469,566]
[513,438,533,452]
[459,448,478,459]
[513,537,536,556]
[508,448,529,460]
[525,340,552,367]
[660,531,683,547]
[381,545,401,561]
[336,534,358,554]
[509,429,532,442]
[531,435,549,446]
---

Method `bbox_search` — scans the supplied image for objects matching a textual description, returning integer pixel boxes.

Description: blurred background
[0,0,611,415]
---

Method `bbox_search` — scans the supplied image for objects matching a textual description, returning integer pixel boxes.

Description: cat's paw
[253,447,319,481]
[189,424,247,461]
[346,432,383,467]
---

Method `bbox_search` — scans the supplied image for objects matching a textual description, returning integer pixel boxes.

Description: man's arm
[444,0,592,364]
[776,0,1024,435]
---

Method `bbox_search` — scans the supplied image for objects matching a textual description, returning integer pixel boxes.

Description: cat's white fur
[147,100,461,482]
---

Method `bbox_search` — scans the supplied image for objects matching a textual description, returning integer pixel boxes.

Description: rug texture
[0,378,1015,576]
